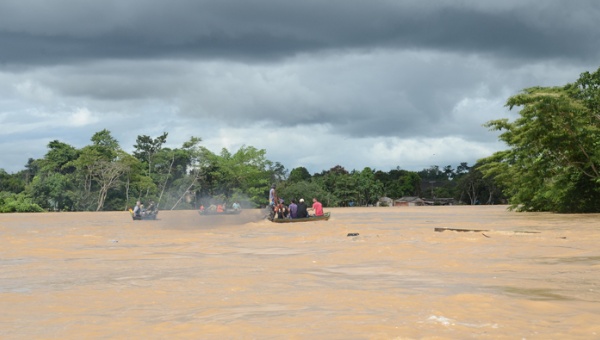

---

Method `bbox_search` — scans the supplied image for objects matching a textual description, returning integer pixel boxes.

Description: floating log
[434,227,489,233]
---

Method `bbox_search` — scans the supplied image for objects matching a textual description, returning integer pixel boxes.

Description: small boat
[130,210,158,220]
[198,209,242,216]
[270,212,330,223]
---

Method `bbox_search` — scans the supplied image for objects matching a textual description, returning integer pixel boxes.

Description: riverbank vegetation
[0,131,498,212]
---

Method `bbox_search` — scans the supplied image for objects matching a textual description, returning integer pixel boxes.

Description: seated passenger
[133,201,142,218]
[288,199,298,219]
[312,198,324,217]
[296,198,309,218]
[276,200,289,219]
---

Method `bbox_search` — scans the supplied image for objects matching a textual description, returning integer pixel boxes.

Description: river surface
[1,205,599,339]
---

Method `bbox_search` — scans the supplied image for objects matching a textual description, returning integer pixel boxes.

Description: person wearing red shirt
[311,198,324,216]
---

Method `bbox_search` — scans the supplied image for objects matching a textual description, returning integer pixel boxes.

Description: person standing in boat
[311,197,324,217]
[269,185,277,207]
[296,198,309,218]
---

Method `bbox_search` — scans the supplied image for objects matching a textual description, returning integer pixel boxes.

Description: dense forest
[2,67,600,213]
[0,128,500,212]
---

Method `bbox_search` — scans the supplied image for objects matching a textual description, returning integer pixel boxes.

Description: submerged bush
[0,192,45,213]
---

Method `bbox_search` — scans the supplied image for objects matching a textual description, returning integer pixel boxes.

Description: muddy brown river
[1,205,599,339]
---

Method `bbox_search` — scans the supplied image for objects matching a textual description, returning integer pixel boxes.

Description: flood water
[1,205,599,339]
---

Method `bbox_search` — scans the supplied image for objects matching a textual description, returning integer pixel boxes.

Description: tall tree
[169,137,204,210]
[91,153,129,211]
[38,140,79,174]
[72,130,127,211]
[133,132,168,177]
[481,68,600,212]
[353,167,383,206]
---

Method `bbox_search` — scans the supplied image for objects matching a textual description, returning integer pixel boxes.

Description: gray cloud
[1,1,598,65]
[0,0,599,174]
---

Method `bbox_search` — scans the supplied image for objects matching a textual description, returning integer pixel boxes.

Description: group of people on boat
[131,200,158,219]
[269,185,323,220]
[198,201,241,214]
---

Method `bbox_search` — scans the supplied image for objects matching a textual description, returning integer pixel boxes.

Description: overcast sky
[1,0,599,175]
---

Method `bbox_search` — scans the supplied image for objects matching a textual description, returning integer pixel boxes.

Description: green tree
[133,132,168,177]
[328,173,357,206]
[375,167,421,198]
[91,129,120,159]
[269,161,288,184]
[311,165,350,206]
[456,166,484,205]
[153,147,194,208]
[0,169,26,193]
[167,137,205,210]
[288,167,312,182]
[195,145,273,207]
[70,130,127,211]
[27,140,79,210]
[278,180,334,207]
[353,167,383,206]
[442,165,455,180]
[29,172,73,210]
[38,140,79,174]
[481,68,600,212]
[92,153,129,211]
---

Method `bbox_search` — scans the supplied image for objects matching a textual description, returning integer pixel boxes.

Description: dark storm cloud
[1,0,599,174]
[0,1,598,66]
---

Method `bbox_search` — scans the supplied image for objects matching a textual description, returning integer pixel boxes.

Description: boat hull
[131,211,158,220]
[270,212,330,223]
[198,209,242,216]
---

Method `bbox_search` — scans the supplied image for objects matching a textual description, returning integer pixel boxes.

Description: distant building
[394,197,425,206]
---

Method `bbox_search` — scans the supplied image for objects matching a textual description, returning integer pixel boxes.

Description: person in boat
[269,185,277,207]
[232,202,241,211]
[296,198,309,218]
[133,201,143,218]
[311,197,324,217]
[147,201,156,213]
[276,199,288,219]
[288,199,298,219]
[216,204,224,213]
[208,204,217,212]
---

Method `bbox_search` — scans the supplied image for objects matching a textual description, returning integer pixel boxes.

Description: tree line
[0,129,499,212]
[2,67,599,213]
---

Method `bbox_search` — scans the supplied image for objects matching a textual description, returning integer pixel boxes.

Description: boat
[269,212,330,223]
[198,209,242,216]
[130,210,158,220]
